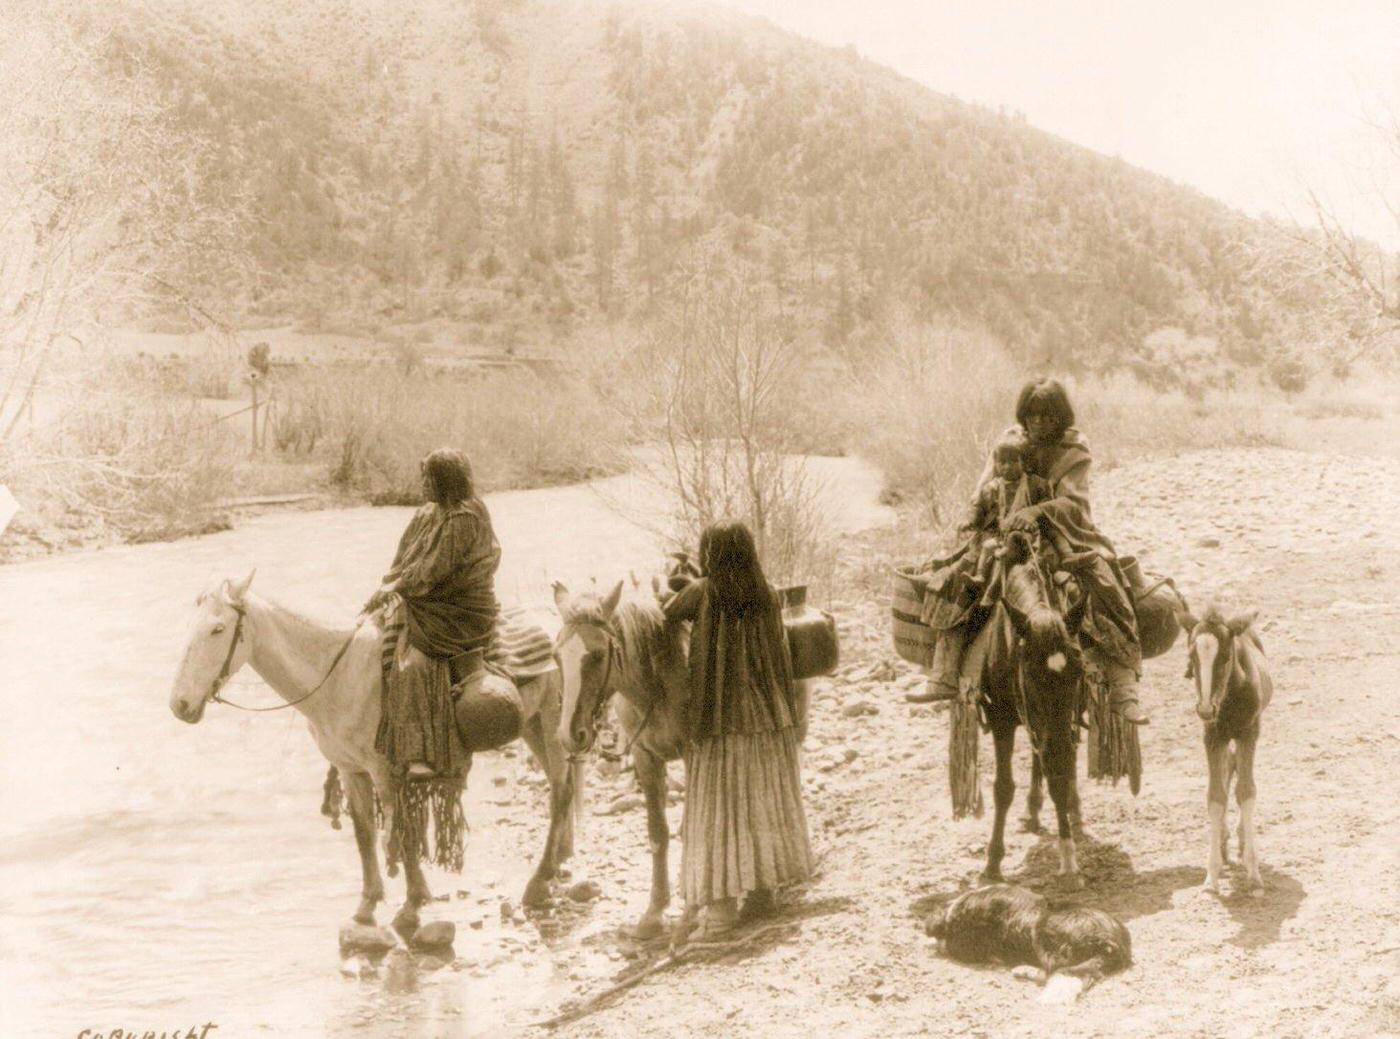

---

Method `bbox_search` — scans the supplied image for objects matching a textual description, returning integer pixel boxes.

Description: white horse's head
[551,580,624,755]
[170,570,256,725]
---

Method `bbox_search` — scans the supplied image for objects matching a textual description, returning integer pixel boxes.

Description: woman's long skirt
[681,727,814,908]
[375,615,466,779]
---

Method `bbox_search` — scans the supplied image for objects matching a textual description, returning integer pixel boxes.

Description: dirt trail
[544,447,1400,1039]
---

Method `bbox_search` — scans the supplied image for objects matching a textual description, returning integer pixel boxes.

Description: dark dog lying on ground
[923,884,1132,1001]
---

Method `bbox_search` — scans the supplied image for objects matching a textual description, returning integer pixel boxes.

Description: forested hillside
[42,0,1363,378]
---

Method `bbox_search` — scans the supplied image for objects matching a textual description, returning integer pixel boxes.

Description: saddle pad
[485,607,556,682]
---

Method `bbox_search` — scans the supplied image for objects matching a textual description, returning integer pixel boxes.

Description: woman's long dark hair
[422,448,475,506]
[699,521,773,617]
[1014,378,1076,439]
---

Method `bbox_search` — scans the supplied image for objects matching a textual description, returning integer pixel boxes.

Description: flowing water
[0,460,890,1037]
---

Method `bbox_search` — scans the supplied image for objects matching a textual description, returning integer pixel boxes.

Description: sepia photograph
[1,0,1397,1035]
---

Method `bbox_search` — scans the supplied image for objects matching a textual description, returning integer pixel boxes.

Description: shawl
[382,498,501,659]
[978,425,1140,671]
[663,577,799,740]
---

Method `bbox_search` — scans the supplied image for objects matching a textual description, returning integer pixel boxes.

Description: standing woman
[365,448,502,784]
[663,521,814,938]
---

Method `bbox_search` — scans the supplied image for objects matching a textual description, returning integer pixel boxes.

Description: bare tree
[623,273,832,587]
[1276,98,1400,369]
[0,3,247,444]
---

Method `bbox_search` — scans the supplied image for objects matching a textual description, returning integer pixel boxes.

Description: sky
[720,0,1400,247]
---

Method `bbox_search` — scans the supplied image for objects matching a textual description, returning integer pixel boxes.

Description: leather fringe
[1086,673,1142,795]
[949,694,984,819]
[389,778,468,874]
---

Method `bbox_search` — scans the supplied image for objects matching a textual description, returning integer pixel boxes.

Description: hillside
[39,0,1357,378]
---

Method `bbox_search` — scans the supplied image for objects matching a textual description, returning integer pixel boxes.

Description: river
[0,458,890,1037]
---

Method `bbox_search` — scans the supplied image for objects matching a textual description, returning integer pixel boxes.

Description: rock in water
[410,921,456,952]
[339,923,397,955]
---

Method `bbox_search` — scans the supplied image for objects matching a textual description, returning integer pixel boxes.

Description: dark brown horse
[974,532,1088,887]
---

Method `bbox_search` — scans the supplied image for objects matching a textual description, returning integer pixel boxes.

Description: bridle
[555,617,655,761]
[203,600,361,713]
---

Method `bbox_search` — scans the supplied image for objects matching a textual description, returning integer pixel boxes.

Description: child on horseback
[910,379,1150,726]
[963,427,1054,596]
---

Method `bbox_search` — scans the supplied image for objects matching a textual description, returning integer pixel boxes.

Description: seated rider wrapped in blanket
[912,378,1149,726]
[364,448,502,785]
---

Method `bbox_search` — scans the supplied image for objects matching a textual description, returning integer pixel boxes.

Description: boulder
[410,920,456,952]
[338,923,397,955]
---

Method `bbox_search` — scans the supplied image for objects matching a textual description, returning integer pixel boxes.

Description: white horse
[168,570,581,930]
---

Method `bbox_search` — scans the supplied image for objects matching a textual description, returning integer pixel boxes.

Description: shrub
[278,366,625,501]
[7,373,234,541]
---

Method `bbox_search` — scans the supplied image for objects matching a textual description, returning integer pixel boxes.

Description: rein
[559,618,657,762]
[208,603,363,713]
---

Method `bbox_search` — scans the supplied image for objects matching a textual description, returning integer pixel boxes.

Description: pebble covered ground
[523,447,1400,1039]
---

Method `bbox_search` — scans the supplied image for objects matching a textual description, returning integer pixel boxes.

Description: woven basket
[891,565,935,666]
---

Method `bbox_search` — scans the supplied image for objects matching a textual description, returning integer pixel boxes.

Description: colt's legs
[1235,736,1263,894]
[521,710,575,909]
[1204,737,1230,894]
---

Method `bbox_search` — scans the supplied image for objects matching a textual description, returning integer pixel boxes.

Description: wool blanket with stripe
[380,604,556,685]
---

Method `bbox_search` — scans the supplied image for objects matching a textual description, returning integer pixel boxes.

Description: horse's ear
[600,580,624,618]
[551,581,570,612]
[227,569,256,605]
[1226,610,1258,637]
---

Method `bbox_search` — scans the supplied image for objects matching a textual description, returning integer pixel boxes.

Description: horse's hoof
[1019,817,1041,835]
[521,880,551,910]
[980,867,1004,883]
[623,917,665,941]
[353,910,376,926]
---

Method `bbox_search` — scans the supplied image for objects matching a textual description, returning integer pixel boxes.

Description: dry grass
[272,366,625,503]
[846,320,1021,526]
[2,368,236,543]
[845,320,1400,541]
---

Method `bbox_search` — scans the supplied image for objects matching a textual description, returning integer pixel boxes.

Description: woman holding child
[910,377,1149,725]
